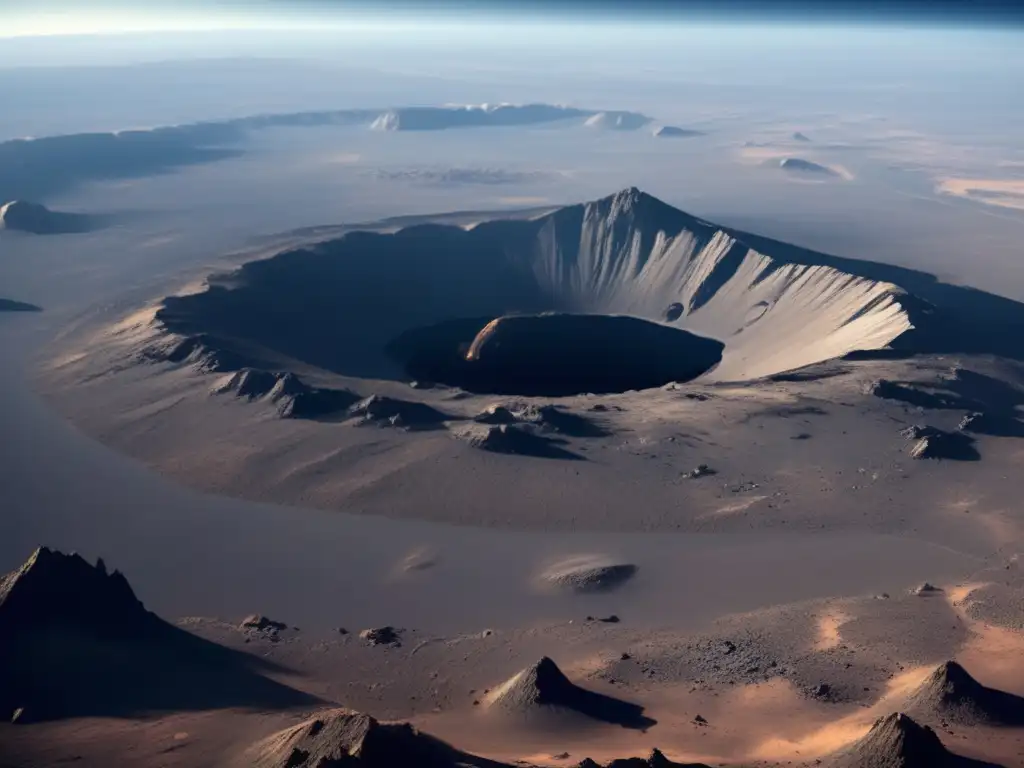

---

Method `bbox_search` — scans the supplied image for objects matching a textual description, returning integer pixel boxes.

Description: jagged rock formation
[473,402,607,437]
[0,298,41,312]
[211,369,360,419]
[0,200,97,234]
[905,661,1024,726]
[347,394,448,429]
[778,157,841,177]
[452,423,579,459]
[212,368,282,400]
[248,708,508,767]
[653,125,705,138]
[0,547,314,722]
[905,429,978,461]
[484,656,654,728]
[829,712,998,767]
[0,547,152,635]
[149,188,918,387]
[539,556,638,593]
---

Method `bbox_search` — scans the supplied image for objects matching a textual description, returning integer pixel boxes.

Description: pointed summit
[590,187,680,221]
[833,713,949,767]
[572,187,715,254]
[483,656,654,729]
[905,660,1024,726]
[831,712,995,767]
[0,546,150,635]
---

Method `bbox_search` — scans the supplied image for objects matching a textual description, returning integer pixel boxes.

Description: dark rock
[359,626,401,646]
[240,614,287,632]
[811,683,832,699]
[686,464,716,479]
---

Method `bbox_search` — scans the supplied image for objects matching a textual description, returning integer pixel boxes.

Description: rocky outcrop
[211,369,360,419]
[248,707,508,767]
[347,394,448,429]
[539,556,637,593]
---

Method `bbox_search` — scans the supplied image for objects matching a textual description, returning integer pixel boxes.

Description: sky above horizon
[3,0,1024,38]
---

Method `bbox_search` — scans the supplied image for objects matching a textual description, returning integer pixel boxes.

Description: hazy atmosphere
[3,2,1024,767]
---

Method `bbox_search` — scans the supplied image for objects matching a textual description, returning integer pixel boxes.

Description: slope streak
[146,187,1024,391]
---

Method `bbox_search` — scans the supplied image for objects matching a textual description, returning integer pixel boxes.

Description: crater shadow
[388,313,723,397]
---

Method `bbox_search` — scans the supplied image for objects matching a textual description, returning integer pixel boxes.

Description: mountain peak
[905,659,1024,726]
[578,188,708,234]
[834,712,951,767]
[0,546,150,635]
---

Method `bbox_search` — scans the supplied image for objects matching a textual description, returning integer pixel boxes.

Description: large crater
[152,187,927,390]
